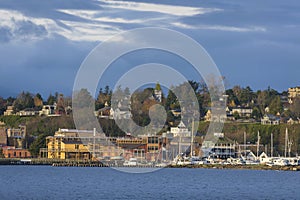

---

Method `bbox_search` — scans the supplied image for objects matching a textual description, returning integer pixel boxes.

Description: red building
[2,146,31,158]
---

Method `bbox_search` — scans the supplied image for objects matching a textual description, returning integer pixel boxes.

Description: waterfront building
[40,128,164,162]
[168,121,193,158]
[2,146,31,158]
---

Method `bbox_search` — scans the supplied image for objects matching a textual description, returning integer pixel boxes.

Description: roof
[177,121,186,128]
[63,140,83,144]
[117,143,146,149]
[264,114,280,120]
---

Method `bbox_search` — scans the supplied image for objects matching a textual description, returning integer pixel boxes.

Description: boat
[123,158,138,167]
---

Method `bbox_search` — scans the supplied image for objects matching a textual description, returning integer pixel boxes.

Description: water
[0,166,299,200]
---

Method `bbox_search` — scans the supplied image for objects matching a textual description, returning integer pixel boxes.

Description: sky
[0,0,300,98]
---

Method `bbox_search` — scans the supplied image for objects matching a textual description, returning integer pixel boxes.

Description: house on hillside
[231,107,253,118]
[4,106,14,116]
[261,114,280,125]
[39,104,56,116]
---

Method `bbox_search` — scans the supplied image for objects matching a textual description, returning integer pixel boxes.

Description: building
[171,109,181,117]
[168,121,193,158]
[154,83,162,103]
[2,146,31,158]
[40,128,167,162]
[288,86,300,98]
[231,107,253,118]
[204,109,227,122]
[261,114,280,125]
[4,106,14,116]
[201,136,237,159]
[287,117,300,125]
[41,129,99,160]
[7,125,26,138]
[18,109,38,116]
[39,105,57,116]
[288,87,300,104]
[170,121,191,137]
[110,99,132,120]
[95,102,111,118]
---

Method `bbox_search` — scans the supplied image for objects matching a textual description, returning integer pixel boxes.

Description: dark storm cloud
[0,0,299,97]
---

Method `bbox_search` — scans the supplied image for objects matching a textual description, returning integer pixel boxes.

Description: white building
[39,105,56,116]
[170,121,191,137]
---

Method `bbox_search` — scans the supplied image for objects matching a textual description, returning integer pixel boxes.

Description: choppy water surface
[0,166,299,199]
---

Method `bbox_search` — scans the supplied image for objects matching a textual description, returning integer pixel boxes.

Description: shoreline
[0,158,299,171]
[167,164,300,171]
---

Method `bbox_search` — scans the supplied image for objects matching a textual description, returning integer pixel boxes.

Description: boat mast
[284,128,288,158]
[271,133,273,157]
[93,128,96,159]
[191,118,194,157]
[244,132,246,154]
[257,131,260,158]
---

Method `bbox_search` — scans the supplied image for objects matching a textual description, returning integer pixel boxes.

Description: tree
[251,106,262,119]
[165,87,178,111]
[240,86,254,106]
[269,96,283,115]
[47,94,56,105]
[226,89,239,106]
[0,97,6,115]
[72,88,95,129]
[56,94,65,114]
[29,133,49,157]
[257,90,267,115]
[13,91,34,112]
[290,97,300,118]
[34,93,43,108]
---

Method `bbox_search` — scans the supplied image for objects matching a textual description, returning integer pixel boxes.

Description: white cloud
[58,20,120,41]
[98,0,221,16]
[0,9,121,42]
[0,10,51,41]
[172,22,266,32]
[58,9,145,24]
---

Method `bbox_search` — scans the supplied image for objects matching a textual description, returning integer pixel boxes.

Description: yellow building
[45,129,92,160]
[288,87,300,98]
[40,129,164,162]
[40,129,124,160]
